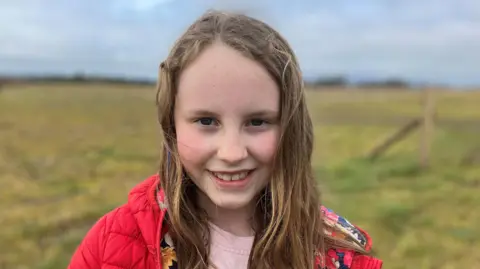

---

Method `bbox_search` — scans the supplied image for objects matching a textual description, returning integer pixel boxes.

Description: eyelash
[194,117,269,127]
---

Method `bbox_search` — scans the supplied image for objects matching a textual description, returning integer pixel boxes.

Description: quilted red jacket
[68,175,382,269]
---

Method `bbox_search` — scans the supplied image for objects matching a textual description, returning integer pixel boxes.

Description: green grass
[1,83,479,269]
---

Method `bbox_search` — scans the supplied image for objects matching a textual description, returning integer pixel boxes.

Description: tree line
[306,75,411,89]
[0,73,422,90]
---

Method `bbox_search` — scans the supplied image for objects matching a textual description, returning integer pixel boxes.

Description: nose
[217,131,248,164]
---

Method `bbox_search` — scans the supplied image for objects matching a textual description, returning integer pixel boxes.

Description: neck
[197,191,256,237]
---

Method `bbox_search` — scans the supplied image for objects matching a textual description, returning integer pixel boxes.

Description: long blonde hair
[156,9,362,269]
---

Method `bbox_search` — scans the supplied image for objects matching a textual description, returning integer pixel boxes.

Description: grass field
[1,82,479,269]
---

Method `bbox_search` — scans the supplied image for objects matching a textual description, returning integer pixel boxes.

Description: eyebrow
[245,109,279,118]
[186,109,279,118]
[186,109,220,117]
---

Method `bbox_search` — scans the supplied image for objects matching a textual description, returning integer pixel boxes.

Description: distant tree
[383,78,409,88]
[358,77,409,89]
[0,78,7,92]
[311,76,347,87]
[72,72,86,82]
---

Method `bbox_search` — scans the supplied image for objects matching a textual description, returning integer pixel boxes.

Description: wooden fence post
[419,87,436,168]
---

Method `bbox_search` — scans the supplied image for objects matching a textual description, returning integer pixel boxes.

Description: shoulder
[92,174,160,237]
[68,175,163,268]
[319,206,383,269]
[68,205,139,268]
[102,174,162,238]
[85,203,142,245]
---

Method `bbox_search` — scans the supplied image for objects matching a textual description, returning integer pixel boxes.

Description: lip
[208,169,254,174]
[208,169,255,189]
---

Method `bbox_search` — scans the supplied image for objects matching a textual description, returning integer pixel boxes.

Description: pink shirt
[209,222,254,269]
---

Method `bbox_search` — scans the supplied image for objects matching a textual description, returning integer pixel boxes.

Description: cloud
[0,0,181,77]
[115,0,176,12]
[276,0,480,84]
[0,0,478,86]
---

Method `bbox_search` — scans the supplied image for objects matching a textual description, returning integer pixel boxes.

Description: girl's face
[174,42,280,212]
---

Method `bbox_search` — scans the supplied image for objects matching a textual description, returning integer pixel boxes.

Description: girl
[68,10,383,269]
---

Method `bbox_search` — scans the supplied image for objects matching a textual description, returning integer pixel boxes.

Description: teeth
[212,171,249,181]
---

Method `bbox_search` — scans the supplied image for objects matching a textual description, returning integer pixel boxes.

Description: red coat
[68,175,383,269]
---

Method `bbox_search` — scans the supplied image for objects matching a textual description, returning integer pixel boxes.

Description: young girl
[68,10,383,269]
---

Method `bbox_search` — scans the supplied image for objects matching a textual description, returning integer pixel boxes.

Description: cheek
[176,124,211,168]
[249,130,279,164]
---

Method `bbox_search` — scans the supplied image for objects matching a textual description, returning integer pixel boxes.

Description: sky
[1,0,479,87]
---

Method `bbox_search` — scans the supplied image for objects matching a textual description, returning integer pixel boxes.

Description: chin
[210,196,255,210]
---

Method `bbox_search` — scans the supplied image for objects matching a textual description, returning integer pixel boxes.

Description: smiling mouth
[208,170,254,181]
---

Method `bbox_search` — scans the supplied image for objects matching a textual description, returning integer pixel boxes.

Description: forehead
[176,42,279,114]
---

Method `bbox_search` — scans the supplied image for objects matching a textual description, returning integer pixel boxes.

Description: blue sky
[1,0,479,87]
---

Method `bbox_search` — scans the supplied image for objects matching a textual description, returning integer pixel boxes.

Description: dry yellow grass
[0,82,479,269]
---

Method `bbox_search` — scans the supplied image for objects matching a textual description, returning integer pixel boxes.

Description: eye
[249,119,267,126]
[196,117,216,126]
